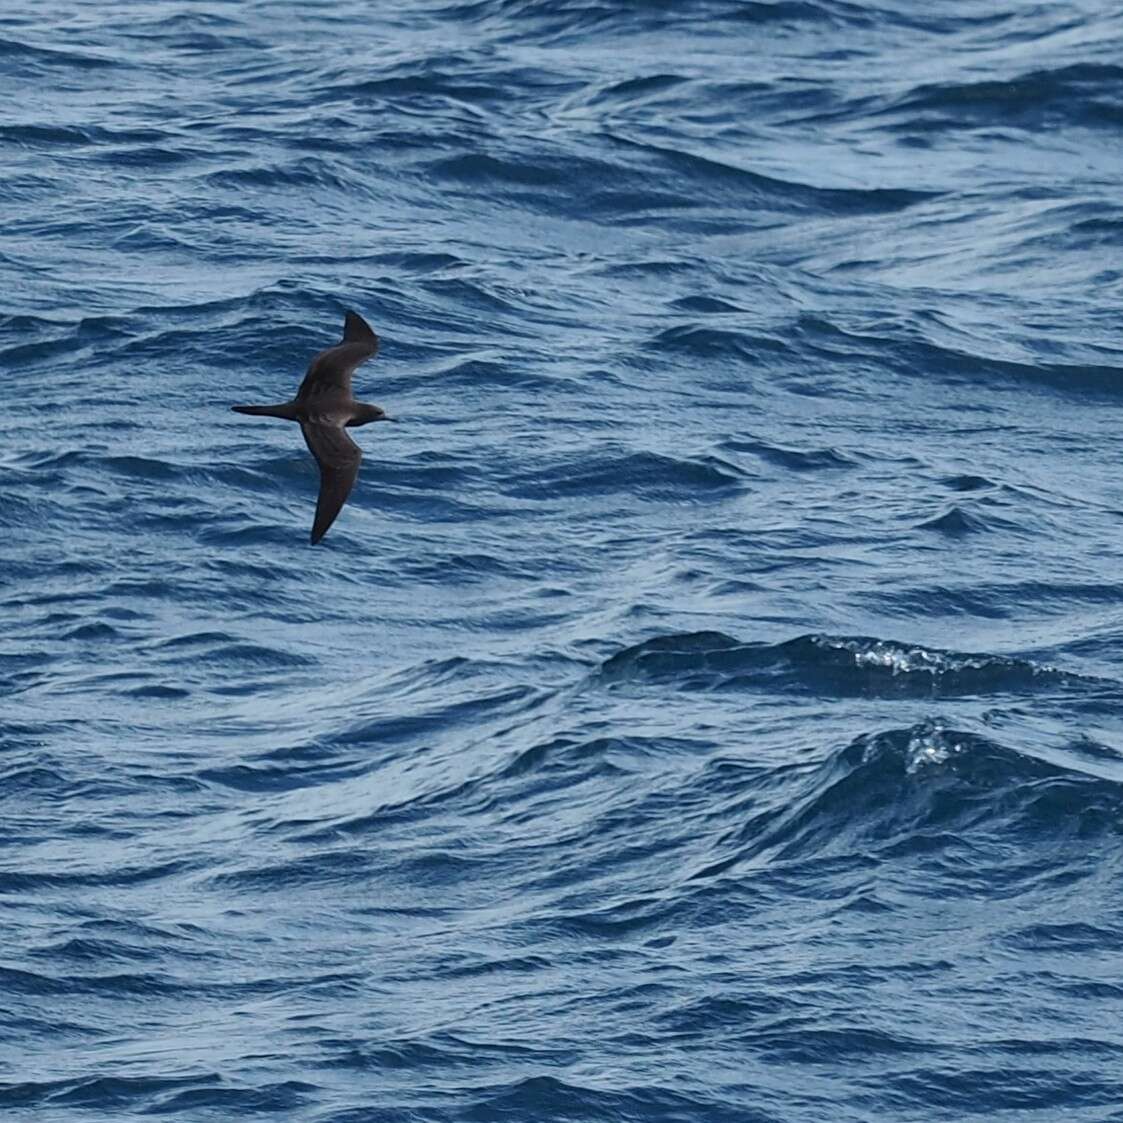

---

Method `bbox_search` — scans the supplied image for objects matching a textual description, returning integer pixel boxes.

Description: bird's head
[352,403,395,426]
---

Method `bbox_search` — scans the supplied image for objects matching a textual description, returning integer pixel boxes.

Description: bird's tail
[231,403,298,420]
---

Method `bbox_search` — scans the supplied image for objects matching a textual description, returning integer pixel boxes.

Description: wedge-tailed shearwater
[232,309,391,544]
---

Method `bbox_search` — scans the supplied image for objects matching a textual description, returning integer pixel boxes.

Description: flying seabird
[232,309,392,544]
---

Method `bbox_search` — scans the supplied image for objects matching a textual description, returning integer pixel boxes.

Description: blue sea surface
[4,2,1123,1119]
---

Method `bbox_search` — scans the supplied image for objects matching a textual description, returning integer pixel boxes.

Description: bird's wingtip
[342,309,378,347]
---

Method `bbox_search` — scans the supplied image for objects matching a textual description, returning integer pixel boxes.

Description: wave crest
[601,632,1112,699]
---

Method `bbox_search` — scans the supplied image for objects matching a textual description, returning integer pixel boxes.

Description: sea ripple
[3,0,1123,1120]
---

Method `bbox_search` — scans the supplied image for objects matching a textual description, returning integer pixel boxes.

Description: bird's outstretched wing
[301,421,362,544]
[296,310,380,403]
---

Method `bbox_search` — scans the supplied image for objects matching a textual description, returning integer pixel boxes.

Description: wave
[0,36,120,73]
[600,631,1114,699]
[0,123,167,148]
[427,135,935,229]
[650,323,789,364]
[463,1075,715,1119]
[504,450,748,500]
[915,505,990,536]
[691,720,1123,879]
[0,1074,316,1113]
[440,0,873,41]
[884,63,1123,131]
[605,134,939,215]
[205,158,365,194]
[143,631,312,670]
[718,436,856,472]
[792,314,1123,399]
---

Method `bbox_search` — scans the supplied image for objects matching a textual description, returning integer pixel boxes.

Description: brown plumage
[232,310,392,544]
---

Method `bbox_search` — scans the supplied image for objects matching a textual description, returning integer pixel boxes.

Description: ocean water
[4,1,1123,1119]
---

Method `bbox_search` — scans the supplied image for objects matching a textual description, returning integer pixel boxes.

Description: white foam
[905,724,964,773]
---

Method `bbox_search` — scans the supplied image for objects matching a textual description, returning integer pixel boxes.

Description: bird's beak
[383,415,399,423]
